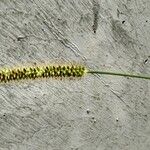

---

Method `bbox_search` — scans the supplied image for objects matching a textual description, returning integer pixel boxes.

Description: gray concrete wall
[0,0,150,150]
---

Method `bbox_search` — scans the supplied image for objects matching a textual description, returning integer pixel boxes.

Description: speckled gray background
[0,0,150,150]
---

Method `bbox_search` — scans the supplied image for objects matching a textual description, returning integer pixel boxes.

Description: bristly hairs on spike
[0,65,87,83]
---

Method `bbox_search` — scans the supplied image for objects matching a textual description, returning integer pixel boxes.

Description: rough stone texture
[0,0,150,150]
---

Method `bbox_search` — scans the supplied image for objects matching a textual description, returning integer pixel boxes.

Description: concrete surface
[0,0,150,150]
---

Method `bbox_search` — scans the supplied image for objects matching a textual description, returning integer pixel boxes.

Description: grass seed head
[0,65,86,83]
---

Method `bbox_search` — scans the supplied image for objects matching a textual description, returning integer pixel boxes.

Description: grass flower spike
[0,64,150,83]
[0,65,86,83]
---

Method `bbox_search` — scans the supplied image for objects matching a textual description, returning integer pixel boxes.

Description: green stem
[88,71,150,80]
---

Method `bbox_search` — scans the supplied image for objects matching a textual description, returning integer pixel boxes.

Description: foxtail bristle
[0,65,86,83]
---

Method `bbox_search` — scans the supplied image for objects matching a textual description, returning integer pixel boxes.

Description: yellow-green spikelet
[0,65,86,83]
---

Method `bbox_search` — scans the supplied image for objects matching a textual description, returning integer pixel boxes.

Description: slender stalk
[87,70,150,80]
